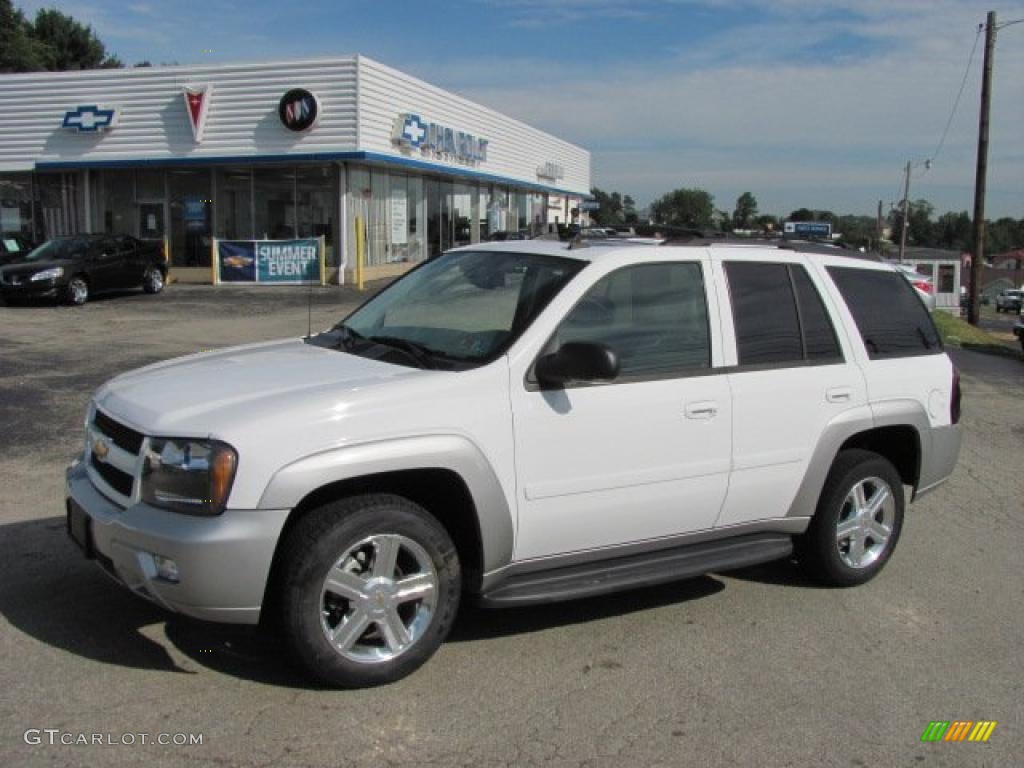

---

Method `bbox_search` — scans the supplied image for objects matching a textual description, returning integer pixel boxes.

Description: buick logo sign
[278,88,320,132]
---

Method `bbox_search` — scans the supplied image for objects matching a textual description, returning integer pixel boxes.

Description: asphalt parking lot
[1,284,1022,768]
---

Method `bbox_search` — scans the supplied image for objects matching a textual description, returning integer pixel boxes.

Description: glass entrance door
[138,202,165,241]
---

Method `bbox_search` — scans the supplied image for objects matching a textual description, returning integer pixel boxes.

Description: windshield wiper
[333,323,365,350]
[366,335,440,369]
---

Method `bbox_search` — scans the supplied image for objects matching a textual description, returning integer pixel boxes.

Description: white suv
[66,240,962,687]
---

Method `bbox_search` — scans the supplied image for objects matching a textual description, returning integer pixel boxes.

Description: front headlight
[30,266,64,282]
[141,438,238,516]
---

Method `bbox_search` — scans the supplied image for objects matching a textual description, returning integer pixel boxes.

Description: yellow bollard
[355,216,365,291]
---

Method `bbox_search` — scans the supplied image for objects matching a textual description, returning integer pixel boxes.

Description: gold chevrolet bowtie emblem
[92,438,110,461]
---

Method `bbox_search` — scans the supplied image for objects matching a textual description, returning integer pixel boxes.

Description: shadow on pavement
[0,515,740,688]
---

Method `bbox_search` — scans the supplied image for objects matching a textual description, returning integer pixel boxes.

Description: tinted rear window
[827,266,941,359]
[725,262,804,365]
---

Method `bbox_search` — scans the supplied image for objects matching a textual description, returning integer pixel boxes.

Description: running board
[478,533,793,608]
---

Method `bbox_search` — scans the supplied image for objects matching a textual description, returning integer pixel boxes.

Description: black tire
[64,275,89,306]
[142,266,164,294]
[797,449,904,587]
[277,494,460,688]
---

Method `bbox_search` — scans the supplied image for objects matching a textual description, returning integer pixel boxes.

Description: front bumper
[66,460,289,624]
[0,278,60,300]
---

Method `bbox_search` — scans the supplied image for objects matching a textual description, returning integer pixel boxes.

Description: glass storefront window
[136,169,164,201]
[216,168,252,240]
[477,186,490,241]
[36,173,84,238]
[254,167,295,240]
[168,169,212,267]
[93,170,134,236]
[0,173,36,238]
[296,165,336,262]
[452,183,474,248]
[346,166,371,269]
[512,190,530,233]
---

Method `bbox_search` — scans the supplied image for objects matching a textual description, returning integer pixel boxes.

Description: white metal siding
[0,55,590,195]
[0,58,358,170]
[357,57,589,194]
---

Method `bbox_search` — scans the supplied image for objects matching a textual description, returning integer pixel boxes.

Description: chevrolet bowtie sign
[392,113,488,164]
[62,105,119,133]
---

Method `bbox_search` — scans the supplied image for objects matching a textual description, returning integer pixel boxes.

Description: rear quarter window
[827,266,942,359]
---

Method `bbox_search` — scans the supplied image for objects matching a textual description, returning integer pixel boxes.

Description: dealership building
[0,56,590,283]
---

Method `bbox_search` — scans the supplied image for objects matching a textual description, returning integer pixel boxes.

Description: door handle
[685,401,718,419]
[826,387,853,403]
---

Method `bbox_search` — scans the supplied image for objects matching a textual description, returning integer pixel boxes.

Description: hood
[0,258,74,276]
[95,338,427,436]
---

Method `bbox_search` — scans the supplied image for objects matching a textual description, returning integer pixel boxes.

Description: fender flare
[257,434,515,573]
[785,401,930,518]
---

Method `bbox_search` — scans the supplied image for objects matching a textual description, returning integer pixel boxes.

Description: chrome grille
[86,407,146,507]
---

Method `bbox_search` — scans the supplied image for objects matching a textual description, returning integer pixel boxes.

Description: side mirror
[534,341,620,389]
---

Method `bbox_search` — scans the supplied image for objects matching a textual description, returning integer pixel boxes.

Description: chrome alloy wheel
[145,268,164,292]
[69,277,88,305]
[836,476,896,569]
[319,534,438,663]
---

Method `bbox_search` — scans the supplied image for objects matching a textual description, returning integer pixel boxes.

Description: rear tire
[142,266,164,294]
[797,449,904,587]
[277,494,461,688]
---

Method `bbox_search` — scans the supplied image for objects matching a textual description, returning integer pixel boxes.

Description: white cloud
[440,0,1024,216]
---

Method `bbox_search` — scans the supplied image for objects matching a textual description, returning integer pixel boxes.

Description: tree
[622,195,638,224]
[0,2,122,73]
[934,211,971,251]
[732,192,758,230]
[650,188,714,229]
[755,214,779,233]
[32,8,122,70]
[588,187,623,226]
[0,0,47,72]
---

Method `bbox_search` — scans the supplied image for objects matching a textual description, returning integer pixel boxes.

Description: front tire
[797,449,904,587]
[277,494,461,688]
[65,276,89,306]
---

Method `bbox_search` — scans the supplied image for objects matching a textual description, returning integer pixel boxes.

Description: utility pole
[876,199,883,253]
[898,160,911,263]
[969,11,997,325]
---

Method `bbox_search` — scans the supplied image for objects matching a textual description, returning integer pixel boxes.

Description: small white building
[898,247,963,315]
[0,56,590,283]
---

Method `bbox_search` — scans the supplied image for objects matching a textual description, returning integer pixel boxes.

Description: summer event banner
[215,238,325,285]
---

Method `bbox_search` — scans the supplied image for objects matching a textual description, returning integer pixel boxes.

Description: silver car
[889,263,937,312]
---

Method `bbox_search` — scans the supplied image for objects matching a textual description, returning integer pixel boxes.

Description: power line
[929,24,983,166]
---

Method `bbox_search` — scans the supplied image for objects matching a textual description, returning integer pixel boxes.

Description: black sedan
[0,234,166,305]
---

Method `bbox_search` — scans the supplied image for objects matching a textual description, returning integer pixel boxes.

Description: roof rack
[655,235,883,261]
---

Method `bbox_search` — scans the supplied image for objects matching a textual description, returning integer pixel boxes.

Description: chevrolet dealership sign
[392,113,488,164]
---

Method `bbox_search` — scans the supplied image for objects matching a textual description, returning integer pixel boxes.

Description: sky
[15,0,1024,219]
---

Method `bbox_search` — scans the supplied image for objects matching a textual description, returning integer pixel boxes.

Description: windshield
[316,250,585,369]
[23,237,92,262]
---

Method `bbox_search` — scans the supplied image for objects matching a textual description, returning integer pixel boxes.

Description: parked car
[889,263,936,312]
[994,289,1024,313]
[1013,309,1024,352]
[485,230,528,242]
[0,232,34,265]
[0,234,165,305]
[66,241,961,687]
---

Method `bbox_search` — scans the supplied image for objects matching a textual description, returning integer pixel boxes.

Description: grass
[931,311,1020,358]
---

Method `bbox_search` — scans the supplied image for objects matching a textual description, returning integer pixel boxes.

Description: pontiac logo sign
[92,437,110,461]
[278,88,320,132]
[62,105,119,133]
[183,84,212,143]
